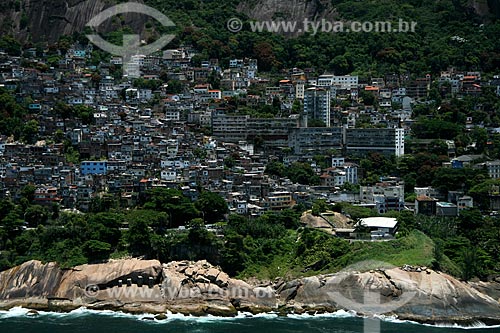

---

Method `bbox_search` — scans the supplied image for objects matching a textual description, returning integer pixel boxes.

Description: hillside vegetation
[0,188,460,282]
[0,0,498,75]
[143,0,500,75]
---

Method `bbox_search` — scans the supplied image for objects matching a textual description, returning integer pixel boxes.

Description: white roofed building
[357,217,399,238]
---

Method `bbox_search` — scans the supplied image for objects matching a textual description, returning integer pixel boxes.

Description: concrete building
[304,87,331,127]
[321,168,347,187]
[357,217,399,238]
[344,163,359,184]
[407,77,430,98]
[34,186,61,206]
[165,110,180,121]
[317,75,334,87]
[266,191,293,210]
[332,75,359,90]
[332,157,345,167]
[321,163,358,187]
[246,117,299,147]
[345,127,405,157]
[295,81,305,99]
[208,89,222,100]
[360,184,404,214]
[80,161,107,175]
[415,186,445,201]
[485,160,500,179]
[415,195,438,215]
[211,113,299,149]
[436,202,458,216]
[211,114,248,142]
[457,196,473,211]
[288,127,342,154]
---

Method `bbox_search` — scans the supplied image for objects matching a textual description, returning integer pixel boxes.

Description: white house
[208,89,222,100]
[357,217,398,237]
[161,170,177,181]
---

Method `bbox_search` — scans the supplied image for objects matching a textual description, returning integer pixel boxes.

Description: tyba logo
[86,2,176,78]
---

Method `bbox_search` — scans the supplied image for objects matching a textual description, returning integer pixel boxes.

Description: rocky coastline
[0,259,499,325]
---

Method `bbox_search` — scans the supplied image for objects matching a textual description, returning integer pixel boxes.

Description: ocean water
[1,307,500,333]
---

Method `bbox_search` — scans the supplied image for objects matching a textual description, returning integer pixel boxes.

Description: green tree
[470,127,488,154]
[20,184,36,203]
[143,188,199,226]
[21,120,39,144]
[127,210,169,234]
[265,161,286,177]
[308,119,326,127]
[287,162,320,185]
[195,192,228,223]
[311,199,329,216]
[24,205,49,227]
[359,90,377,106]
[127,216,152,256]
[469,179,500,211]
[460,246,490,281]
[187,218,211,244]
[412,117,463,140]
[396,210,417,236]
[73,105,94,125]
[458,208,484,237]
[87,212,122,247]
[166,79,183,94]
[82,240,112,262]
[0,35,21,56]
[0,210,23,244]
[65,145,80,164]
[220,230,247,275]
[54,129,65,143]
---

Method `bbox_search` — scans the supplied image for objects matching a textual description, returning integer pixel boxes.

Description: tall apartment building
[295,80,305,99]
[344,163,359,184]
[315,75,337,98]
[344,127,405,157]
[304,87,331,127]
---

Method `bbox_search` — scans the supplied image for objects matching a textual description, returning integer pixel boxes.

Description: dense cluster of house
[0,42,499,220]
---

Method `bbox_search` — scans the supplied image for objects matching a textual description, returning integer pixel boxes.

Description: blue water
[1,308,500,333]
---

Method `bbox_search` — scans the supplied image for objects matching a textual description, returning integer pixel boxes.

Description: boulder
[195,275,211,284]
[205,268,220,282]
[1,259,500,324]
[0,261,63,299]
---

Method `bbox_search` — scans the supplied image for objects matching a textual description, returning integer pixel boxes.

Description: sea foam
[1,306,499,329]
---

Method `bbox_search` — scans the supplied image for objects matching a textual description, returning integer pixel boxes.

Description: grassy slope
[341,230,434,268]
[238,230,453,281]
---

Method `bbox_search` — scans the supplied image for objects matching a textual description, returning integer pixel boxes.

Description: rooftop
[437,202,457,207]
[358,217,398,229]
